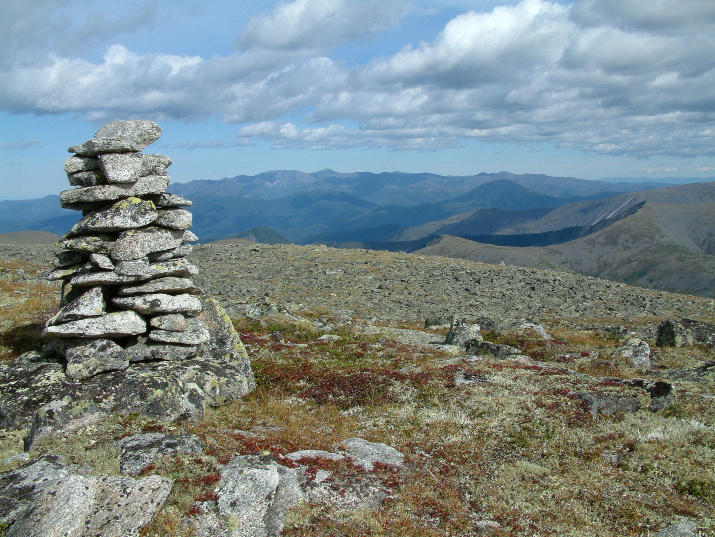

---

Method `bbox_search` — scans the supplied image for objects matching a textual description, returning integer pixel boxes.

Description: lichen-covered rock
[68,119,162,156]
[111,226,185,261]
[46,286,105,325]
[42,310,147,338]
[571,392,640,417]
[611,337,651,369]
[337,437,405,471]
[148,192,191,207]
[150,313,187,331]
[65,339,130,380]
[657,319,715,348]
[117,433,202,476]
[59,175,170,209]
[214,454,305,537]
[0,455,172,537]
[60,234,115,254]
[66,197,158,236]
[69,258,198,286]
[64,155,100,174]
[445,319,482,347]
[150,318,210,345]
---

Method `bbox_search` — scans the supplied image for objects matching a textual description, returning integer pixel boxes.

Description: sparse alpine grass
[1,256,714,536]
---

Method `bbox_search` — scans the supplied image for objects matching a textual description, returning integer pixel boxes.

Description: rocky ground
[0,242,714,536]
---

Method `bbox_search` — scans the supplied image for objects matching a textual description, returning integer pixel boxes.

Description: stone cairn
[43,120,210,379]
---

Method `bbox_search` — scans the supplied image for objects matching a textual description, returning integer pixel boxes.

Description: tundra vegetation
[0,253,713,537]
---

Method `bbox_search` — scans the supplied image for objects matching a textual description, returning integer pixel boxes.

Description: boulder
[0,455,171,537]
[611,337,651,369]
[337,437,405,471]
[657,319,715,348]
[117,432,202,476]
[445,319,482,347]
[214,454,305,537]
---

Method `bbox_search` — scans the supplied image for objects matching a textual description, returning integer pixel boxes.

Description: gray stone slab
[68,119,162,156]
[150,313,187,332]
[52,251,86,269]
[113,293,202,315]
[155,208,192,230]
[47,286,105,325]
[125,341,199,362]
[117,433,202,476]
[66,198,158,236]
[99,153,171,184]
[65,339,130,380]
[70,258,198,286]
[1,456,172,537]
[148,192,191,208]
[68,169,105,187]
[150,318,209,345]
[64,155,99,174]
[117,276,200,296]
[89,252,114,270]
[111,226,184,261]
[60,235,114,254]
[59,175,170,208]
[148,244,193,262]
[42,311,147,338]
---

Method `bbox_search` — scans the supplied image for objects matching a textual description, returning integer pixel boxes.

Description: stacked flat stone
[43,120,209,380]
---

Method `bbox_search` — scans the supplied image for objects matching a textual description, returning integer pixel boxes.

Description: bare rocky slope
[1,242,714,537]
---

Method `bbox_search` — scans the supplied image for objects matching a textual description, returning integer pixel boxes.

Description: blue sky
[1,0,714,200]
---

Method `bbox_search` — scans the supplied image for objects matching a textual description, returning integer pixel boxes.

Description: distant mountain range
[2,170,713,296]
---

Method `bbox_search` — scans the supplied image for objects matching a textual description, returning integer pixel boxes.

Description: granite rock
[150,313,187,331]
[42,310,147,338]
[99,153,171,184]
[149,318,210,345]
[66,197,158,236]
[0,455,172,537]
[113,293,203,315]
[65,338,130,380]
[111,226,185,261]
[68,119,162,156]
[64,155,100,174]
[47,286,105,325]
[59,175,170,209]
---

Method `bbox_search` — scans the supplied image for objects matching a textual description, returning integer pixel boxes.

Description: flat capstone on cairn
[41,120,214,374]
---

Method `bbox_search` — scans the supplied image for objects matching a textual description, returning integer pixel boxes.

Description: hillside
[0,243,714,536]
[414,201,715,297]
